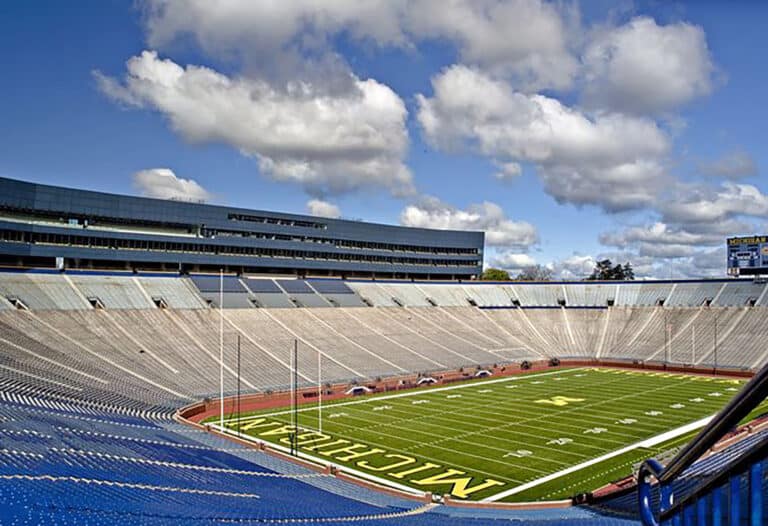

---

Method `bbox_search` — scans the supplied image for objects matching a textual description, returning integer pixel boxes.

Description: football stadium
[2,176,768,525]
[3,2,768,525]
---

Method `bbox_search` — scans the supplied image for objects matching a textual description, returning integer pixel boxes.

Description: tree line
[481,259,635,282]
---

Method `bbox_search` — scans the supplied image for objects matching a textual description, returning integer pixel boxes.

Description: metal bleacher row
[4,303,768,405]
[0,294,646,525]
[2,271,768,310]
[0,398,641,524]
[4,271,768,523]
[0,273,767,385]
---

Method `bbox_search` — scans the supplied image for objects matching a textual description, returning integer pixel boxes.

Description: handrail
[659,434,768,522]
[638,362,768,525]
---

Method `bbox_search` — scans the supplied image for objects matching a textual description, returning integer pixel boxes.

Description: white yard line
[481,414,714,502]
[221,367,581,424]
[216,367,723,502]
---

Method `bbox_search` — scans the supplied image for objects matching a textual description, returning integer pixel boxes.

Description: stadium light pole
[660,306,669,369]
[713,311,718,376]
[219,269,224,429]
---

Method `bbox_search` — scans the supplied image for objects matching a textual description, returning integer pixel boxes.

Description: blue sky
[1,1,766,279]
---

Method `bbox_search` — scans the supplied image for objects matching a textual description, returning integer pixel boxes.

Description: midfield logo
[534,396,585,407]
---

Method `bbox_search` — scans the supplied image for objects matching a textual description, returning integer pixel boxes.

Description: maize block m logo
[535,396,585,407]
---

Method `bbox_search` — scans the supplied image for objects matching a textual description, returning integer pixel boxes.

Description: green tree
[481,267,510,281]
[515,265,553,282]
[622,262,635,280]
[587,259,635,280]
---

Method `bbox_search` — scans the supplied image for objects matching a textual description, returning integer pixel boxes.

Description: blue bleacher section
[189,275,246,293]
[308,279,355,294]
[242,278,283,293]
[276,279,314,294]
[0,393,638,525]
[0,399,417,524]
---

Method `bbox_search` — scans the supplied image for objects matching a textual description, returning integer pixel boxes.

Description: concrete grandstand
[2,267,768,523]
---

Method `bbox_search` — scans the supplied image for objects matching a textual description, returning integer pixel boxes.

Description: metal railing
[638,363,768,525]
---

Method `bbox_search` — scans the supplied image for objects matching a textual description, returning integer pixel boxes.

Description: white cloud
[493,161,523,182]
[489,252,537,272]
[143,0,578,91]
[699,150,757,179]
[582,17,715,114]
[599,206,756,270]
[144,1,408,56]
[596,182,768,277]
[417,65,670,212]
[660,182,768,225]
[306,199,341,219]
[96,51,413,198]
[400,196,537,249]
[688,247,726,276]
[636,248,725,280]
[600,222,724,251]
[132,168,212,202]
[405,0,578,90]
[546,254,596,280]
[144,1,405,86]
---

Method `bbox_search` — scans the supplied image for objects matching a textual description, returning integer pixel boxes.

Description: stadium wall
[0,176,483,279]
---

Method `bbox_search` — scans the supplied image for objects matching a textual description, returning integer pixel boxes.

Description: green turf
[213,367,750,502]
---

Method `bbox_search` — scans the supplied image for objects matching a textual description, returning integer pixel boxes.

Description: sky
[1,1,767,280]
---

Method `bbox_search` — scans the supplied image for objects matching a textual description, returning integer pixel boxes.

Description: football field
[212,368,755,502]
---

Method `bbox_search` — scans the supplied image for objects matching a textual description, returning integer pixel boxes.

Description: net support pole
[219,269,224,429]
[292,339,299,455]
[318,348,322,435]
[237,334,241,432]
[289,339,294,455]
[714,313,718,375]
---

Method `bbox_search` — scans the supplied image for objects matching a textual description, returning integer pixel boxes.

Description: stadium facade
[0,176,484,279]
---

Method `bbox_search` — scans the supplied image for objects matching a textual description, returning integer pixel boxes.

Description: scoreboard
[727,236,768,276]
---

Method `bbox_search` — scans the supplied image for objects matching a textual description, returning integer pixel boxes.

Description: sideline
[220,367,584,424]
[480,414,714,502]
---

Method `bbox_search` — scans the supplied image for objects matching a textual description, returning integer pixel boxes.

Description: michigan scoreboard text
[727,236,768,276]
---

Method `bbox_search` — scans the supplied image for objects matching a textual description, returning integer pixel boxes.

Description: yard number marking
[583,427,607,434]
[503,450,533,459]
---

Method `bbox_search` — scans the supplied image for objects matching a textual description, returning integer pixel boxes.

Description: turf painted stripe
[221,367,584,424]
[480,414,715,502]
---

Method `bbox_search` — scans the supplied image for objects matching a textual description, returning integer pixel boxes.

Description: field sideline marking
[215,369,726,501]
[220,367,585,424]
[480,414,715,502]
